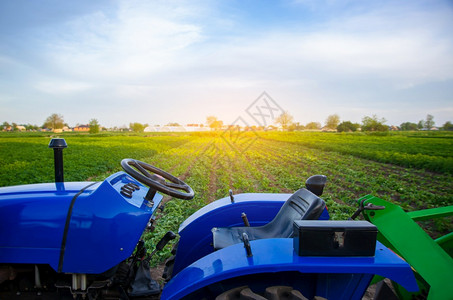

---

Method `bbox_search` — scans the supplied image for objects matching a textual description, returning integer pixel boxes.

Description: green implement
[360,195,453,300]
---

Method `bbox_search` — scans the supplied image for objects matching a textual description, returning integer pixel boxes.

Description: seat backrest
[262,188,326,238]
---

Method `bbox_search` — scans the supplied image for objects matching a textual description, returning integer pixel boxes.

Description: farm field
[1,131,452,263]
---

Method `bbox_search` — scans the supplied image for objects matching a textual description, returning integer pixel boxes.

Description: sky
[0,0,452,128]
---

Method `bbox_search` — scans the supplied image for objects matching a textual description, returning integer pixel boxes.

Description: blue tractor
[0,139,418,299]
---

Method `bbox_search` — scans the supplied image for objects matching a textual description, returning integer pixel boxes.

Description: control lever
[242,233,253,257]
[350,199,385,220]
[148,231,177,260]
[241,212,250,227]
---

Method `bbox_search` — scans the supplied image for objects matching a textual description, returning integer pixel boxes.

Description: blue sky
[1,0,452,128]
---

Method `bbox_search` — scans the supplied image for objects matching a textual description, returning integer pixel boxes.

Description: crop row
[261,131,453,174]
[0,134,191,186]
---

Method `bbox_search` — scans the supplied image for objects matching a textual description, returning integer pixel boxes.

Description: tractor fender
[173,193,329,276]
[162,238,418,300]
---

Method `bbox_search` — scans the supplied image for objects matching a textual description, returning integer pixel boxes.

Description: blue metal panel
[173,193,291,275]
[0,182,95,270]
[0,172,162,274]
[173,193,330,276]
[162,239,418,300]
[61,172,162,274]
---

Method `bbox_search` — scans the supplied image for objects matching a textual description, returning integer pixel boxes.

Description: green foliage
[442,121,453,131]
[89,119,100,134]
[400,122,418,131]
[425,114,435,129]
[337,121,359,132]
[275,111,294,130]
[305,122,321,130]
[288,122,305,131]
[130,122,148,133]
[43,113,64,130]
[206,116,223,130]
[262,131,453,174]
[418,120,425,130]
[0,133,191,186]
[325,114,340,130]
[362,115,388,132]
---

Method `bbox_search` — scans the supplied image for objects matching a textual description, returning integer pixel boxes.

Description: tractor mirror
[305,175,327,196]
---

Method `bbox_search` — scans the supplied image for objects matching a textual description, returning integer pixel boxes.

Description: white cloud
[34,80,93,94]
[45,0,204,82]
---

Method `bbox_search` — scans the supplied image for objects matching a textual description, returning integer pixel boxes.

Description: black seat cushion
[212,188,326,250]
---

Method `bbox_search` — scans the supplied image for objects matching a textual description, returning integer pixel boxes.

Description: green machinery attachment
[359,195,453,300]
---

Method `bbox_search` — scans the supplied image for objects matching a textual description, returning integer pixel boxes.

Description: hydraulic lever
[148,231,177,260]
[350,199,385,220]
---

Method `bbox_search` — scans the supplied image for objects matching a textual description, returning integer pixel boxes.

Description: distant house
[144,124,210,132]
[321,127,337,132]
[389,125,400,131]
[16,125,26,131]
[74,125,90,132]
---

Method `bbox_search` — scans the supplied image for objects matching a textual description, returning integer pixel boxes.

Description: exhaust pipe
[48,138,67,182]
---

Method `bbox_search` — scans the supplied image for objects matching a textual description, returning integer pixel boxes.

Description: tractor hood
[0,172,162,274]
[0,181,99,269]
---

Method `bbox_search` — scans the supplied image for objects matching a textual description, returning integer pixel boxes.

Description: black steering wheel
[121,159,194,200]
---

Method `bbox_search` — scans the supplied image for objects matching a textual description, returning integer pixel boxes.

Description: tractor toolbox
[294,220,377,256]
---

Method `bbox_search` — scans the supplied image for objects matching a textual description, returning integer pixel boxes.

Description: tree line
[0,113,181,134]
[2,112,453,133]
[274,112,453,132]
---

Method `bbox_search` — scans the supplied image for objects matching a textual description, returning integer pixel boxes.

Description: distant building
[321,127,337,132]
[74,125,90,132]
[389,125,400,131]
[144,124,210,132]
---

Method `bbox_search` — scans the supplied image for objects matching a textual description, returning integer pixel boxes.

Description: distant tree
[305,122,321,130]
[1,121,10,130]
[325,114,340,130]
[43,113,64,130]
[442,121,453,131]
[206,116,223,130]
[337,121,360,132]
[288,122,305,131]
[89,119,100,134]
[275,111,294,130]
[24,124,38,131]
[400,122,418,131]
[362,115,388,132]
[417,120,425,130]
[425,114,435,129]
[11,123,18,131]
[166,122,181,127]
[206,116,217,126]
[130,122,148,133]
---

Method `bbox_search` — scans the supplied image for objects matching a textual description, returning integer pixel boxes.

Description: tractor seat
[212,188,326,250]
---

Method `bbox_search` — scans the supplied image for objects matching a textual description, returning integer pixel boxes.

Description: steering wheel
[121,159,194,200]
